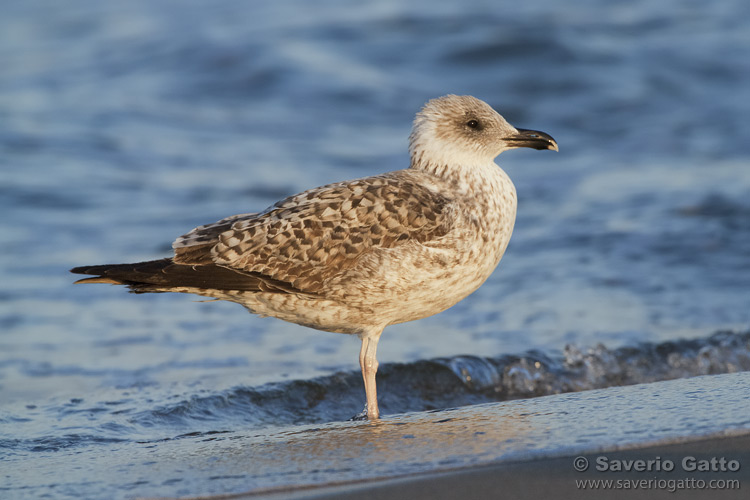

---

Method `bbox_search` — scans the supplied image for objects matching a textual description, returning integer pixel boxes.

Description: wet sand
[254,433,750,500]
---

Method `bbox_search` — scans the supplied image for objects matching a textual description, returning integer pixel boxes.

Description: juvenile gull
[71,95,557,420]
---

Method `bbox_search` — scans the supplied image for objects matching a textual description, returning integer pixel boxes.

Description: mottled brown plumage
[71,95,558,420]
[174,172,451,294]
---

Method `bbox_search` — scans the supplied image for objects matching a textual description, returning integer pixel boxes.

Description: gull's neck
[409,149,512,199]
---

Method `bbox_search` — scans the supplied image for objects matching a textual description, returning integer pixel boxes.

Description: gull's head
[409,95,557,168]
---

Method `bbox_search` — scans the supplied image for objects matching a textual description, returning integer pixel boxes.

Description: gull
[71,95,557,420]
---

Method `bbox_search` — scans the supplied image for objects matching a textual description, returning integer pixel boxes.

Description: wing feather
[173,172,453,294]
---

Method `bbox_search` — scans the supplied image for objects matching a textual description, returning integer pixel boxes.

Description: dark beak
[504,128,558,152]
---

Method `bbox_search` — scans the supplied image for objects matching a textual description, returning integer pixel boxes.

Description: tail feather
[70,259,176,288]
[70,258,300,294]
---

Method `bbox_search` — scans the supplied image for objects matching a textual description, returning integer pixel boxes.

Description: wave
[4,330,748,453]
[133,329,750,428]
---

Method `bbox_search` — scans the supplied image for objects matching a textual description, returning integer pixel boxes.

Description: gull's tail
[71,258,182,292]
[70,259,298,294]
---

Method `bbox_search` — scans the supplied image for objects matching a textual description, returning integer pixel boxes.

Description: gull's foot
[348,403,369,421]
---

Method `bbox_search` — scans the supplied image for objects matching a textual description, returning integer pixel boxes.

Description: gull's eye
[466,119,479,129]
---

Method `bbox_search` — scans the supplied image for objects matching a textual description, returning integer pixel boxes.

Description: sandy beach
[252,433,749,500]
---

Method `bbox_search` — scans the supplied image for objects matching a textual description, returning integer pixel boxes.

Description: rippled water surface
[2,0,749,498]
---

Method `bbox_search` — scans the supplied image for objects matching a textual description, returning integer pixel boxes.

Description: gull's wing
[171,213,258,265]
[173,172,453,295]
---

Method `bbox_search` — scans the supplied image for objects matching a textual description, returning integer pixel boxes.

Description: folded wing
[172,172,453,295]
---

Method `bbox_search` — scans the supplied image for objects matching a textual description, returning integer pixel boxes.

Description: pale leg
[359,332,381,419]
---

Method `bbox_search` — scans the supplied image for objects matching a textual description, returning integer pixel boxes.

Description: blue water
[2,0,750,498]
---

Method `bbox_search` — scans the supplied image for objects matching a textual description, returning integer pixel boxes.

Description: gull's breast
[335,170,517,326]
